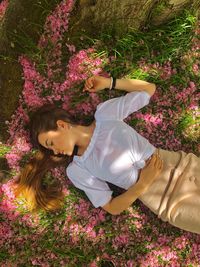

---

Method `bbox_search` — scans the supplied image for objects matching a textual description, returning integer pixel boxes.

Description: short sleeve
[66,163,113,208]
[95,91,150,121]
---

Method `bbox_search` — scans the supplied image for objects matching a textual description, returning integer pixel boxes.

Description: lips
[58,150,65,155]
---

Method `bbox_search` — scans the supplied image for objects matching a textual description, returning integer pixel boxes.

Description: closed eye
[45,139,54,148]
[49,141,54,147]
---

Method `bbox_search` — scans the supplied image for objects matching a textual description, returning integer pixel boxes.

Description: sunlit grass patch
[177,108,200,142]
[0,144,11,157]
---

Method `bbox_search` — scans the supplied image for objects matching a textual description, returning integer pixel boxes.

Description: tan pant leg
[162,152,200,234]
[139,149,200,234]
[139,149,181,214]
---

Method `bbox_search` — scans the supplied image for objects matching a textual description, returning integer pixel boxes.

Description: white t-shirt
[66,91,156,208]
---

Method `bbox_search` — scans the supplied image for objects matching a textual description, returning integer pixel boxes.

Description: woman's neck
[76,121,96,156]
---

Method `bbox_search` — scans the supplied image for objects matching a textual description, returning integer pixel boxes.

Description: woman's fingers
[156,156,163,170]
[83,83,92,91]
[145,153,157,167]
[151,153,158,163]
[152,152,163,169]
[83,75,108,93]
[83,77,94,92]
[160,160,164,169]
[87,78,94,87]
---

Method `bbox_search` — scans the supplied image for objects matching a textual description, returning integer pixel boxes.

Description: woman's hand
[83,75,110,93]
[137,151,164,190]
[102,152,163,215]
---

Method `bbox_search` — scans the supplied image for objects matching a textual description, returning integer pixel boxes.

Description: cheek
[55,131,73,151]
[59,133,69,148]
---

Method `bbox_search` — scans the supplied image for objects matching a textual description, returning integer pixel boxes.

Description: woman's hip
[138,148,200,217]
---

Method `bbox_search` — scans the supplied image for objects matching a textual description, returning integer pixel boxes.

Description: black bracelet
[111,77,116,90]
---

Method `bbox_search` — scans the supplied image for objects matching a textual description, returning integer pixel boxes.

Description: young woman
[15,75,200,234]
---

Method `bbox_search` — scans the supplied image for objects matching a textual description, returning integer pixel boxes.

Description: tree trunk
[0,0,59,141]
[69,0,199,37]
[0,0,199,142]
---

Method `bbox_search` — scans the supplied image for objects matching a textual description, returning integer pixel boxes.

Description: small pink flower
[0,0,8,20]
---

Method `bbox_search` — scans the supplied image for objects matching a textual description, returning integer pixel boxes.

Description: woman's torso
[72,119,156,189]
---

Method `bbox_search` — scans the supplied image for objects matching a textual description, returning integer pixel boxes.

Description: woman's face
[38,120,74,156]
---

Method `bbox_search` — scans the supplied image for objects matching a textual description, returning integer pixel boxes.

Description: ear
[56,120,69,130]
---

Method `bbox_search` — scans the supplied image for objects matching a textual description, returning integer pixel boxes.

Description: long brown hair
[14,105,92,212]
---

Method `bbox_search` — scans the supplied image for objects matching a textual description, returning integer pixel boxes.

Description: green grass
[85,11,197,78]
[8,8,198,84]
[0,144,11,157]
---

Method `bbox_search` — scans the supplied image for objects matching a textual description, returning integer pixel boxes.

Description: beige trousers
[139,148,200,234]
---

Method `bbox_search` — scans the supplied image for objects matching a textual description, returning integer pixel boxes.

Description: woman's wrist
[112,78,156,95]
[109,77,117,90]
[104,77,112,89]
[135,179,147,191]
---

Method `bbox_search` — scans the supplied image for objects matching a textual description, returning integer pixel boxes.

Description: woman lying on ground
[14,75,200,234]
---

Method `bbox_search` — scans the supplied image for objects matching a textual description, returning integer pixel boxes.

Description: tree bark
[69,0,199,37]
[0,0,59,142]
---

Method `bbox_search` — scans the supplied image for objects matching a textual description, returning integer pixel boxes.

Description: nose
[53,148,59,155]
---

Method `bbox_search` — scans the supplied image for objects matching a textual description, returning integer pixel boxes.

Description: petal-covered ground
[0,1,200,266]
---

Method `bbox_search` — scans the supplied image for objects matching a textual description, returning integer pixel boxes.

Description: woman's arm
[102,181,146,215]
[114,79,156,96]
[83,76,156,96]
[102,152,163,215]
